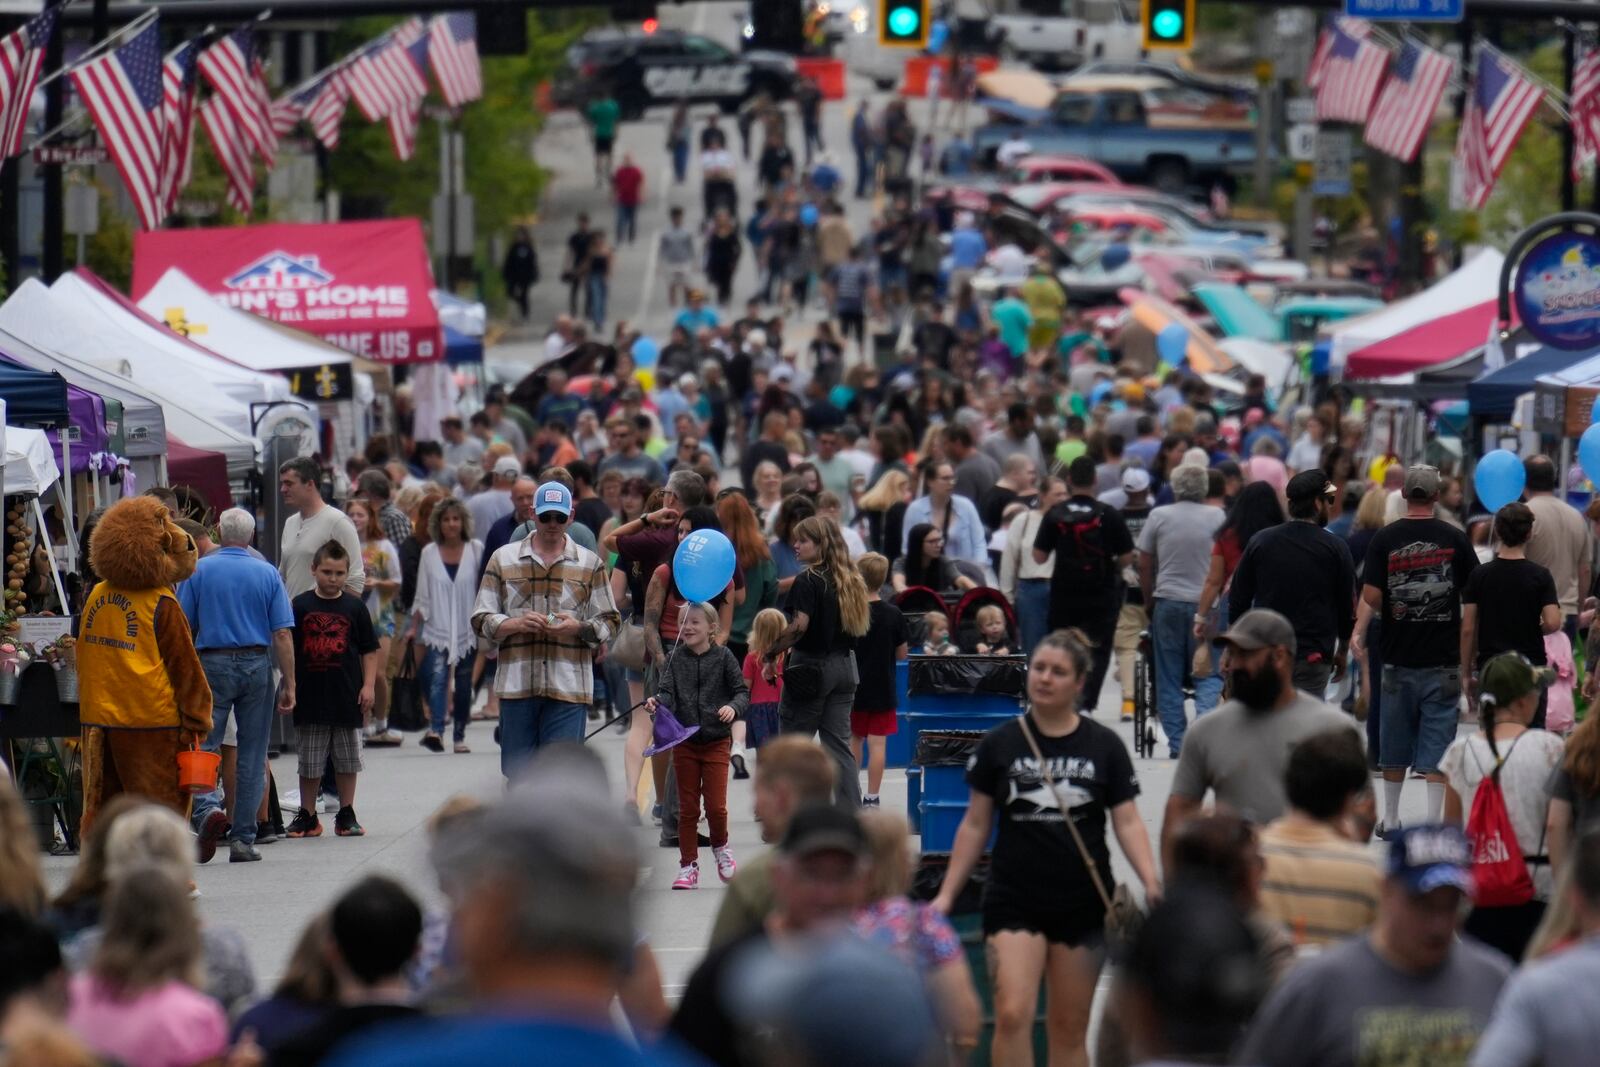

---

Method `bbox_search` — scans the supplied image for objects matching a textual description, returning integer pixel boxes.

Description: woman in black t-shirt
[932,630,1161,1067]
[761,515,872,807]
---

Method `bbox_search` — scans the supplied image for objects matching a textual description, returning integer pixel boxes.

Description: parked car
[554,28,798,118]
[1065,60,1257,103]
[1005,154,1122,186]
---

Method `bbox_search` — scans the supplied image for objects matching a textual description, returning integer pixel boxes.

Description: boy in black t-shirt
[1461,502,1561,719]
[849,555,909,807]
[287,541,380,840]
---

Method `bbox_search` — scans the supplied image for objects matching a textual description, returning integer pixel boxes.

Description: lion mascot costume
[77,496,213,832]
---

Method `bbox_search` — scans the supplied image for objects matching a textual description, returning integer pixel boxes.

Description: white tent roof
[0,281,258,476]
[136,268,354,372]
[1328,249,1506,374]
[4,425,59,496]
[0,324,168,458]
[49,272,298,409]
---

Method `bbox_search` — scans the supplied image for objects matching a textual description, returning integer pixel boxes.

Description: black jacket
[656,643,750,743]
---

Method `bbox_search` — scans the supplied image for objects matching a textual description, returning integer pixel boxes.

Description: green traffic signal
[1151,9,1182,37]
[1140,0,1193,48]
[887,5,919,36]
[879,0,928,46]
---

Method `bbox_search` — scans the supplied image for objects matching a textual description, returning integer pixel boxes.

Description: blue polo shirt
[179,546,295,649]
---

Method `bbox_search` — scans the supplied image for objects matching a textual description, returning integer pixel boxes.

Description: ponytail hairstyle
[1033,627,1095,679]
[793,515,870,638]
[1479,677,1502,764]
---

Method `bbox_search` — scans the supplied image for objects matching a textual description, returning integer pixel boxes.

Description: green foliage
[65,179,134,291]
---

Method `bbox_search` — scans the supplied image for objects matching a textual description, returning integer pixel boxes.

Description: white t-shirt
[279,505,366,599]
[996,137,1032,169]
[1440,729,1565,900]
[702,149,735,178]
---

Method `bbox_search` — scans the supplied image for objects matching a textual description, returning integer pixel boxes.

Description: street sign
[1344,0,1461,22]
[1288,124,1318,163]
[1312,129,1353,195]
[1286,98,1317,125]
[32,145,108,165]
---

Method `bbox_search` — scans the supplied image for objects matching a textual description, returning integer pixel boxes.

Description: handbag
[389,641,426,732]
[1017,713,1145,947]
[608,620,647,672]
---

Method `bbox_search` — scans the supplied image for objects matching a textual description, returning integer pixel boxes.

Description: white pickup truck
[988,5,1143,71]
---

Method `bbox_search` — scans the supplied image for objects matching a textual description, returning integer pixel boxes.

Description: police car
[559,28,798,119]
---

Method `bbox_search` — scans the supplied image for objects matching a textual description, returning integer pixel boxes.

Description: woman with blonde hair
[413,497,484,754]
[857,468,912,568]
[855,811,981,1056]
[66,865,227,1067]
[761,514,871,806]
[347,498,404,746]
[0,775,45,917]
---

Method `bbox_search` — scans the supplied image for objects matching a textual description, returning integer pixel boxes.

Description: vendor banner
[1512,229,1600,351]
[131,219,442,363]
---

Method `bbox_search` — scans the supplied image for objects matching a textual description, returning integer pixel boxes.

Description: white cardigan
[413,539,484,664]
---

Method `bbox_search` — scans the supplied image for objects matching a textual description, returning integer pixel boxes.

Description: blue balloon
[1581,425,1600,486]
[631,336,659,366]
[1089,380,1113,407]
[800,203,819,227]
[1156,323,1189,367]
[1473,448,1526,512]
[673,529,736,604]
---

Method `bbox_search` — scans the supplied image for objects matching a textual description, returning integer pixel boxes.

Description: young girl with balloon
[642,508,739,667]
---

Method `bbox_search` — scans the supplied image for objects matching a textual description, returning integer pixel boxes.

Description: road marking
[634,0,712,327]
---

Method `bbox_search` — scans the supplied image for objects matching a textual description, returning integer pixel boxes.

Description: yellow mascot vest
[78,582,179,729]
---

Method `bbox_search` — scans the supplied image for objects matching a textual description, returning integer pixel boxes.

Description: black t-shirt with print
[1361,517,1478,668]
[1119,504,1153,605]
[966,713,1140,916]
[292,590,379,728]
[853,600,909,712]
[1463,557,1559,666]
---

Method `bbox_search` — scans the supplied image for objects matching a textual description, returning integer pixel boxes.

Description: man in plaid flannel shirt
[473,481,620,778]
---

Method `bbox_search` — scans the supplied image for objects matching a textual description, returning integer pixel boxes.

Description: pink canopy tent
[1345,299,1519,379]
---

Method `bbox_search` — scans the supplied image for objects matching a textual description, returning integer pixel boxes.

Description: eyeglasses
[537,513,568,525]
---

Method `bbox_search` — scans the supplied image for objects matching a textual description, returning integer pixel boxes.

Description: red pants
[674,736,731,867]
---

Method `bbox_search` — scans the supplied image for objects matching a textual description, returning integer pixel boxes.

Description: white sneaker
[320,795,340,813]
[714,844,737,883]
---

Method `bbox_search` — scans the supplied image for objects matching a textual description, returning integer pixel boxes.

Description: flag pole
[280,17,411,100]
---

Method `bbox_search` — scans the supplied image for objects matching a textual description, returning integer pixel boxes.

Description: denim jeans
[499,696,587,778]
[587,274,609,327]
[854,146,872,196]
[190,649,273,845]
[1151,598,1222,757]
[616,203,637,243]
[418,647,472,742]
[1379,664,1461,774]
[1015,578,1051,657]
[671,139,689,182]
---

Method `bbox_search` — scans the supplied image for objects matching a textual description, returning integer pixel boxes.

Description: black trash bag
[911,851,989,914]
[907,655,1027,697]
[914,730,988,767]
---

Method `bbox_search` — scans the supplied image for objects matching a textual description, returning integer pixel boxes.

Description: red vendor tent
[166,436,234,515]
[1345,299,1519,380]
[130,219,443,364]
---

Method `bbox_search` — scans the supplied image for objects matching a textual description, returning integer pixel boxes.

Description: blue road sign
[1345,0,1461,22]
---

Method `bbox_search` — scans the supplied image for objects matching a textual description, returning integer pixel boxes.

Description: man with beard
[1227,469,1357,696]
[1159,609,1356,865]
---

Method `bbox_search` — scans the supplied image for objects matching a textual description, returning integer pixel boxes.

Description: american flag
[383,34,431,162]
[69,18,165,230]
[429,12,482,109]
[1364,40,1453,163]
[1452,50,1543,210]
[198,27,277,168]
[200,95,253,214]
[269,94,302,139]
[1572,47,1600,179]
[347,19,427,124]
[159,40,200,214]
[1310,18,1389,123]
[303,70,349,150]
[0,3,58,160]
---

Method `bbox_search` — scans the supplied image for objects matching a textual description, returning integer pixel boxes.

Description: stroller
[895,585,949,650]
[950,587,1020,655]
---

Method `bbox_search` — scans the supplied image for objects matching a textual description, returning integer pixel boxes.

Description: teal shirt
[587,97,620,139]
[992,297,1033,357]
[730,557,777,644]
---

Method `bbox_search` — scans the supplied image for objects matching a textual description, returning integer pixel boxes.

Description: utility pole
[1563,28,1577,212]
[0,12,20,295]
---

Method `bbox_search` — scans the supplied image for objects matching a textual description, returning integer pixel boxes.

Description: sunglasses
[537,513,568,525]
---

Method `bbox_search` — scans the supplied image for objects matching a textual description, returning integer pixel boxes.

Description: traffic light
[879,0,929,48]
[1140,0,1194,50]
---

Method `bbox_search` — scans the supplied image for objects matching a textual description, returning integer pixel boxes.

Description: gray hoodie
[654,643,749,743]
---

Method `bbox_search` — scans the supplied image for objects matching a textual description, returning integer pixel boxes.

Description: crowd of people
[14,56,1600,1067]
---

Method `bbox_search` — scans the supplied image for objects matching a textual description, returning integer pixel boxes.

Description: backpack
[1464,735,1535,908]
[1052,505,1112,592]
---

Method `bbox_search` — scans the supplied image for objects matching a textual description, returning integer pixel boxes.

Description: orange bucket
[177,739,220,795]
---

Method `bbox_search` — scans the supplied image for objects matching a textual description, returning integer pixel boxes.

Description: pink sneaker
[672,862,699,890]
[714,844,737,883]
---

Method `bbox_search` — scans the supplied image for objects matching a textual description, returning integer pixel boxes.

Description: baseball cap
[1122,468,1151,493]
[1387,825,1474,896]
[771,364,796,384]
[1285,469,1336,503]
[534,481,573,517]
[1404,464,1441,500]
[493,456,522,478]
[1478,651,1555,710]
[1216,609,1296,657]
[779,805,867,860]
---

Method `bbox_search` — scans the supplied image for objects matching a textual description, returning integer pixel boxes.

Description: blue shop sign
[1514,231,1600,351]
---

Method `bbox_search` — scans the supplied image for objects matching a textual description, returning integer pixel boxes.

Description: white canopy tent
[0,281,259,478]
[1327,249,1506,376]
[50,271,301,411]
[4,425,59,497]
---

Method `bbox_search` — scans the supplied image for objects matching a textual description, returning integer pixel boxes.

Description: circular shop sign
[1515,230,1600,351]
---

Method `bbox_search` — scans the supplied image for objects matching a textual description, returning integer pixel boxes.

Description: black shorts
[838,309,865,343]
[595,134,615,154]
[982,891,1105,949]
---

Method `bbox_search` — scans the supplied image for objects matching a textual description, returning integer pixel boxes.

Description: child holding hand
[649,601,749,891]
[742,608,787,755]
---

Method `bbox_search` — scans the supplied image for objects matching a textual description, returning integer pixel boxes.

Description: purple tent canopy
[50,382,108,474]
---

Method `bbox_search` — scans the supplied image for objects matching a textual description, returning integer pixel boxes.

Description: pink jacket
[1545,631,1576,734]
